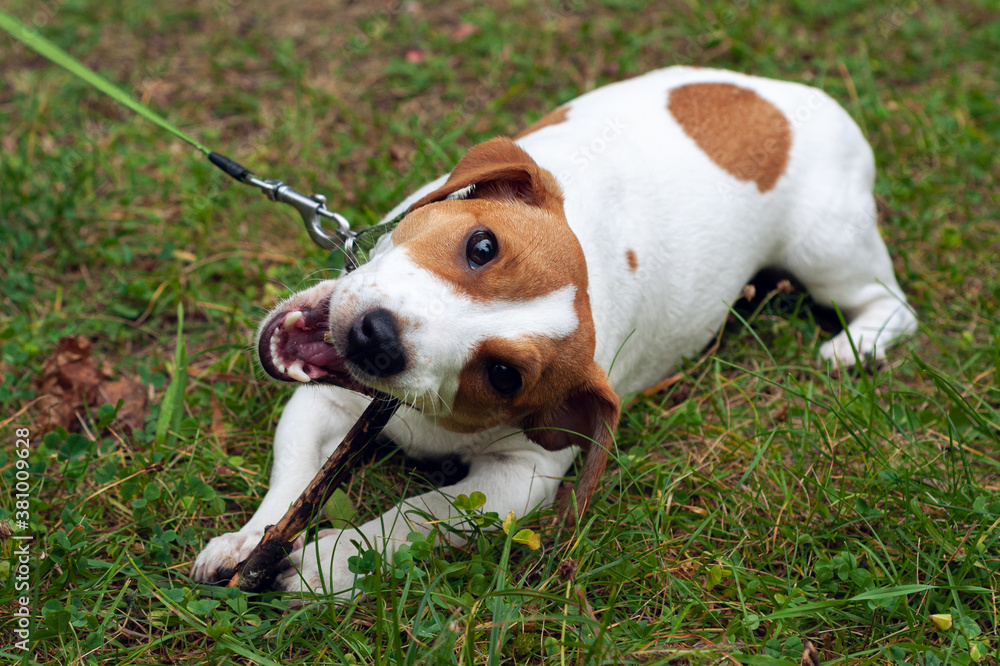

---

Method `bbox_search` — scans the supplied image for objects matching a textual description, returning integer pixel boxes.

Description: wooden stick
[227,393,400,592]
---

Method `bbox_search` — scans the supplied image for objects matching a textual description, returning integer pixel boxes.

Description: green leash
[0,10,210,154]
[0,8,399,267]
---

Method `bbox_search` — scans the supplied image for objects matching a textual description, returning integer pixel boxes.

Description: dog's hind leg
[779,194,918,365]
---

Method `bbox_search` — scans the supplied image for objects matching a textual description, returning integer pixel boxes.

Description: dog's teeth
[277,362,286,373]
[283,311,303,330]
[286,361,311,383]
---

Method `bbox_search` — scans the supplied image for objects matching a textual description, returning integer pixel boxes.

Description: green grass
[1,0,998,663]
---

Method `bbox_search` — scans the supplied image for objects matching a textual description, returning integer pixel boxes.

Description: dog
[191,66,918,594]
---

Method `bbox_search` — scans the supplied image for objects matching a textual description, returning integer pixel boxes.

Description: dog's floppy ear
[521,363,621,521]
[409,137,563,211]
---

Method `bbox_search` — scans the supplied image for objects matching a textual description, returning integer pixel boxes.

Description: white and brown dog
[191,67,917,593]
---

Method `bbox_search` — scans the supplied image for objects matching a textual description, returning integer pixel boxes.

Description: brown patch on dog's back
[626,249,638,272]
[668,83,791,192]
[515,106,569,139]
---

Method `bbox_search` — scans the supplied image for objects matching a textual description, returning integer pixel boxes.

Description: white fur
[191,66,918,595]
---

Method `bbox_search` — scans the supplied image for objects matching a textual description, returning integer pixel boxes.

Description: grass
[1,0,998,663]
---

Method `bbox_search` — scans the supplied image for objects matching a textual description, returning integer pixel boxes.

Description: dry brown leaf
[99,378,148,430]
[35,336,149,433]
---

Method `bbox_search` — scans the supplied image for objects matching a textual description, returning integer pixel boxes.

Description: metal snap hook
[245,176,353,252]
[209,152,400,271]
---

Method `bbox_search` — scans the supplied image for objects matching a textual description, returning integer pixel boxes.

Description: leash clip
[208,151,394,271]
[246,176,353,252]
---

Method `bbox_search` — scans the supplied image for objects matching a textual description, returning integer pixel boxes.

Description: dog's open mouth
[257,302,371,395]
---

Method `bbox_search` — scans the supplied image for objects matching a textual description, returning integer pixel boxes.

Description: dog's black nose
[345,308,406,377]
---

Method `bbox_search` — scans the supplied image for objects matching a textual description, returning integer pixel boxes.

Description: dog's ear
[409,137,563,211]
[521,364,620,521]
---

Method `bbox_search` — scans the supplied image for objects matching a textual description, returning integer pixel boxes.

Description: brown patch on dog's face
[668,83,792,192]
[397,138,603,429]
[515,106,569,139]
[396,140,620,507]
[393,198,578,305]
[399,137,583,306]
[450,335,620,520]
[626,249,638,272]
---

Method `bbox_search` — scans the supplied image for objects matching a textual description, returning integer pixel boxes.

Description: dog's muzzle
[258,301,370,394]
[344,308,407,378]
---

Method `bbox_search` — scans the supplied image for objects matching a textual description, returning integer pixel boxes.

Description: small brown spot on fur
[515,107,569,139]
[668,83,791,192]
[625,249,638,272]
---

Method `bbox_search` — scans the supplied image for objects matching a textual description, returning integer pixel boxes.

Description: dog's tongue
[279,316,340,379]
[259,305,359,389]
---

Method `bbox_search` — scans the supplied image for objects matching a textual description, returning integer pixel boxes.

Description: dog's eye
[467,230,497,267]
[487,362,522,395]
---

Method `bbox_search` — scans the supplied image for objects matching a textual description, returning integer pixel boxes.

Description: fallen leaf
[36,336,107,432]
[930,613,953,631]
[502,510,515,534]
[513,528,541,550]
[35,336,149,433]
[404,48,425,64]
[100,378,148,430]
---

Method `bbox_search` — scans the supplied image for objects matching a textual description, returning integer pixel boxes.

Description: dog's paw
[274,530,357,599]
[818,301,917,368]
[818,332,882,367]
[190,529,304,585]
[190,529,264,584]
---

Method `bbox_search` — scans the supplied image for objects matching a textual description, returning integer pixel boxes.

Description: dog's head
[258,138,620,514]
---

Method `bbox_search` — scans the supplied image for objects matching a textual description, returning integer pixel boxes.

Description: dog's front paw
[274,531,358,599]
[190,529,264,584]
[190,528,304,584]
